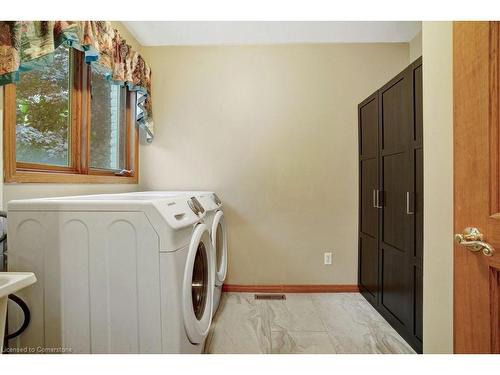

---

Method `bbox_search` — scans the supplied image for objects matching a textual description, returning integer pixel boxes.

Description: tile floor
[204,292,415,354]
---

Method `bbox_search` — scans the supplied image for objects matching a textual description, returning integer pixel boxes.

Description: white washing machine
[7,193,214,353]
[195,193,227,316]
[119,191,227,317]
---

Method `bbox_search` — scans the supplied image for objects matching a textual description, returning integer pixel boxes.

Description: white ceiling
[123,21,421,46]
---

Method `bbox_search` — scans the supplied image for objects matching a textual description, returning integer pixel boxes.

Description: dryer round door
[212,210,227,286]
[183,223,214,344]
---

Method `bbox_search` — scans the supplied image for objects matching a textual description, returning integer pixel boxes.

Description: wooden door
[358,93,380,306]
[454,21,500,353]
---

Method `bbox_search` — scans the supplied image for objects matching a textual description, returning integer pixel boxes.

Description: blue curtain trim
[0,53,55,84]
[0,71,19,85]
[19,53,55,73]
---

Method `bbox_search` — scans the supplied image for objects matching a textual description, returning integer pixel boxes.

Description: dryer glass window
[216,223,224,272]
[192,242,208,320]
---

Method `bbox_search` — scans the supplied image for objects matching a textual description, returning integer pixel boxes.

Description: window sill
[5,170,138,184]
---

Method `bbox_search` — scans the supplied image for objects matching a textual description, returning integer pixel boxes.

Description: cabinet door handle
[373,189,382,209]
[377,190,383,208]
[406,192,414,215]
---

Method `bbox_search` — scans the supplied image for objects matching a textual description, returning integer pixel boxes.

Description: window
[90,70,128,171]
[16,44,72,167]
[4,45,138,183]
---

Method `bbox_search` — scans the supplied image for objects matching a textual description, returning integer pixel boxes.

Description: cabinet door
[358,93,380,304]
[411,59,423,346]
[379,70,413,331]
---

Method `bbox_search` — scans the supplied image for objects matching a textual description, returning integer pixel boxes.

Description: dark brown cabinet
[358,57,423,353]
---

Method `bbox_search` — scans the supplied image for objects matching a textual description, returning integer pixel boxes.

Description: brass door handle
[454,227,495,257]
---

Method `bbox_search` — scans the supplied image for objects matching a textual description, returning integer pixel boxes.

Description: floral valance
[0,21,153,142]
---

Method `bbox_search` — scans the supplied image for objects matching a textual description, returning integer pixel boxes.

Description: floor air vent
[254,294,286,300]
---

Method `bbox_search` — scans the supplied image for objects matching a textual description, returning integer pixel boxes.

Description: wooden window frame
[3,49,138,184]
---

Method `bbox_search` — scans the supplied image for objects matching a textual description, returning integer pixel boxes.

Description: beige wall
[410,31,422,62]
[0,22,141,207]
[422,22,454,353]
[140,43,409,285]
[1,21,454,351]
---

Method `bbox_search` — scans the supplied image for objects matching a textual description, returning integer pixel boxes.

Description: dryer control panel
[151,196,206,230]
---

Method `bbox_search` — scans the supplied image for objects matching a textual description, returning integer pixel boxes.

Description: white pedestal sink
[0,272,36,354]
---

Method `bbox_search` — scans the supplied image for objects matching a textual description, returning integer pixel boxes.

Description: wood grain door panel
[381,245,411,327]
[359,234,379,303]
[382,152,409,251]
[381,77,411,153]
[361,158,378,237]
[414,265,423,341]
[454,21,500,354]
[414,148,423,260]
[413,65,423,144]
[360,96,379,158]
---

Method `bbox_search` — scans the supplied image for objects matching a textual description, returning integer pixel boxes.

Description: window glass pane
[15,44,71,166]
[90,70,126,171]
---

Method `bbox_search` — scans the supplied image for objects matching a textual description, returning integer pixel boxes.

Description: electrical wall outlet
[324,252,332,265]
